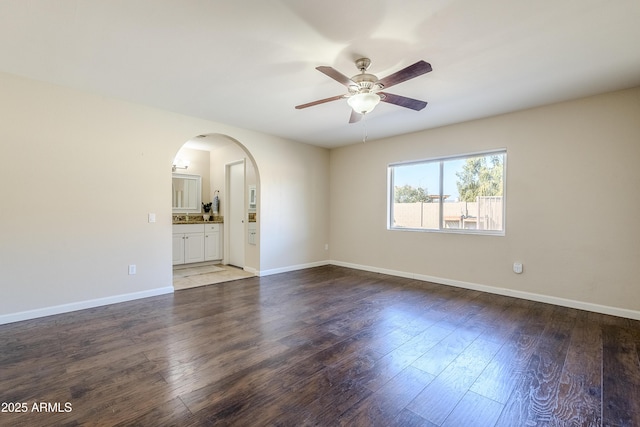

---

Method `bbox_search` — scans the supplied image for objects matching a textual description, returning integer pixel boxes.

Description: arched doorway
[171,133,260,289]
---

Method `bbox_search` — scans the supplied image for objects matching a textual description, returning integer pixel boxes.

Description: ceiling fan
[295,57,432,123]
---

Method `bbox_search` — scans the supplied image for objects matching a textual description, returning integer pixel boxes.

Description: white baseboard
[244,266,259,275]
[257,260,330,277]
[330,260,640,321]
[5,261,638,325]
[0,286,174,326]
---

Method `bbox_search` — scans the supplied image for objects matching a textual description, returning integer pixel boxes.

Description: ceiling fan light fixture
[347,92,381,115]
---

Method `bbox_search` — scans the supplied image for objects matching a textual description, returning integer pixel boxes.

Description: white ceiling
[1,0,639,148]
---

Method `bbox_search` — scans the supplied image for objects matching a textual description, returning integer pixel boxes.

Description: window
[388,150,506,235]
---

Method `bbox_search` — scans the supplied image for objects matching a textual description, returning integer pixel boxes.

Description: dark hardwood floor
[1,265,639,426]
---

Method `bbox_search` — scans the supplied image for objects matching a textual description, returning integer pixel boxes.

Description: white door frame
[224,159,245,268]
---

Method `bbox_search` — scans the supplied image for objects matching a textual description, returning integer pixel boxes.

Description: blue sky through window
[393,159,465,202]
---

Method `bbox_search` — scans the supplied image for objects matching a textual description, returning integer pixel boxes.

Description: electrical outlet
[324,244,329,251]
[128,264,137,275]
[148,213,156,223]
[513,262,523,274]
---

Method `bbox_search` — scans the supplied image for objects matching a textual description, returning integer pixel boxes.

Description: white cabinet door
[172,234,185,265]
[173,224,217,265]
[184,232,205,263]
[205,231,220,260]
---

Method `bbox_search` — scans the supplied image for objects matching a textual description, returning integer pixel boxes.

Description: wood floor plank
[552,312,602,425]
[112,396,196,427]
[177,346,313,416]
[407,337,502,425]
[494,305,578,426]
[339,365,435,426]
[256,360,374,425]
[1,265,639,426]
[411,325,482,377]
[469,302,552,403]
[441,391,503,427]
[602,324,640,426]
[394,409,439,426]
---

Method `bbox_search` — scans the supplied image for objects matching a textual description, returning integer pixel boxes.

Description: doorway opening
[171,134,259,289]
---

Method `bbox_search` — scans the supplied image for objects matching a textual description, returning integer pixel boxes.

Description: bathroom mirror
[172,173,202,213]
[248,185,257,212]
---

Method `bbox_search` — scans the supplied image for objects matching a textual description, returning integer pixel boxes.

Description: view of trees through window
[389,151,505,233]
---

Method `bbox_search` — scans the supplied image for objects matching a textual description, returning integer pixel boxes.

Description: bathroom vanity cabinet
[173,223,222,265]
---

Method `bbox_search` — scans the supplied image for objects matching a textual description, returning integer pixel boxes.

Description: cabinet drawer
[205,224,220,232]
[173,224,204,233]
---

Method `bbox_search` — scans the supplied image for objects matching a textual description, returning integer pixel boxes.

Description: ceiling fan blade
[349,109,363,124]
[379,92,428,111]
[295,94,345,109]
[376,60,432,89]
[316,66,356,87]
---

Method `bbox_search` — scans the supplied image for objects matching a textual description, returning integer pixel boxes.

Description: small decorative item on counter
[202,202,212,221]
[213,190,220,215]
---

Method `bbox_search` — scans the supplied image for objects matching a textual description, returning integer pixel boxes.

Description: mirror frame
[248,185,257,212]
[172,173,202,213]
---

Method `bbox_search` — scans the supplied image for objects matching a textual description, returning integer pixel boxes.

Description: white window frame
[387,149,506,236]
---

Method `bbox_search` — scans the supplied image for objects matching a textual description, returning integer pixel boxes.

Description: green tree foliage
[456,155,503,202]
[394,185,431,203]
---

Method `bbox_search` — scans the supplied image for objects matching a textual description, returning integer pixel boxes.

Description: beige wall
[0,71,330,323]
[2,68,637,323]
[258,136,331,272]
[330,87,640,317]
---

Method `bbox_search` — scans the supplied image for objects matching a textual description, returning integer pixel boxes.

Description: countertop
[173,220,223,224]
[173,214,223,225]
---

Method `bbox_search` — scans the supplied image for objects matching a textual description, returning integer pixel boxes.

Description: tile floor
[173,263,255,290]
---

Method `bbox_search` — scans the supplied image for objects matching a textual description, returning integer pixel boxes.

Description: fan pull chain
[361,113,368,143]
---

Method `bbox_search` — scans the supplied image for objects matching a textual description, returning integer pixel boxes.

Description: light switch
[148,213,156,223]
